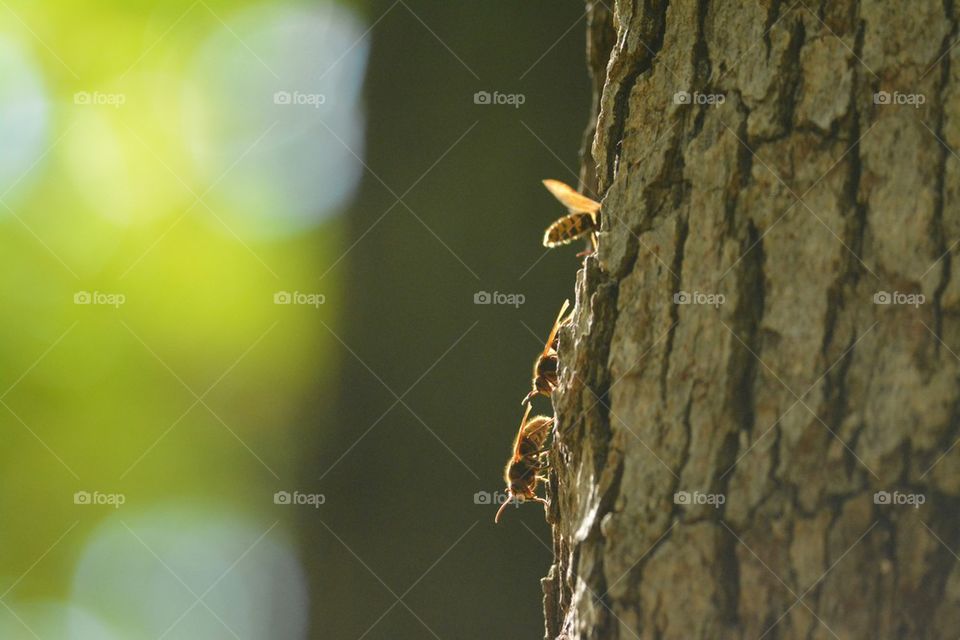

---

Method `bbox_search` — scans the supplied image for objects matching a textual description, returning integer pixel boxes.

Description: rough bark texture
[545,1,960,638]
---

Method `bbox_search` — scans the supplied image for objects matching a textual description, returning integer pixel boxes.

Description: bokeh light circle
[71,506,309,639]
[183,2,369,239]
[0,35,50,205]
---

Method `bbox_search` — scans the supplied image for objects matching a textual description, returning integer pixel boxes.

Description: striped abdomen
[543,211,597,247]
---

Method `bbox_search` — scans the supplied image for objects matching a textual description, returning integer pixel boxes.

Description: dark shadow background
[304,1,592,637]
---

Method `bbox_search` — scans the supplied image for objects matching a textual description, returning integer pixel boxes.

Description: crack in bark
[930,0,958,342]
[674,393,695,507]
[581,1,617,198]
[822,19,869,361]
[764,0,785,60]
[728,216,766,472]
[661,215,688,403]
[602,0,670,189]
[777,16,807,135]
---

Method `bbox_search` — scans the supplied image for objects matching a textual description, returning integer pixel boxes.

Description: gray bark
[545,1,960,638]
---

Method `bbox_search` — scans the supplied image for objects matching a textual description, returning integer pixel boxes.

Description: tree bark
[545,1,960,638]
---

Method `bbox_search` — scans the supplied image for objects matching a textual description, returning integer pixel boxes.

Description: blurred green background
[0,0,589,637]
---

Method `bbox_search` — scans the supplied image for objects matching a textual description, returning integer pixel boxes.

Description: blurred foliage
[0,0,589,637]
[0,0,358,637]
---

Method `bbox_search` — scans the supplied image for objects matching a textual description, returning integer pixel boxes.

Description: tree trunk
[545,1,960,638]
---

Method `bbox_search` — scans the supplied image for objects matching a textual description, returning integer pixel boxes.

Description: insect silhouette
[522,299,571,406]
[495,404,554,523]
[541,179,602,251]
